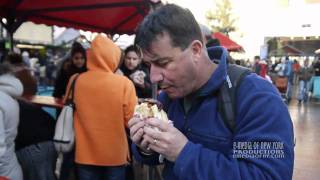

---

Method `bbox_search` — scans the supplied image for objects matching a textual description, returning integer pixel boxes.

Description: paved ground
[289,99,320,180]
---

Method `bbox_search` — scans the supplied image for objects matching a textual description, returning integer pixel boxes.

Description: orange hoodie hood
[87,34,121,72]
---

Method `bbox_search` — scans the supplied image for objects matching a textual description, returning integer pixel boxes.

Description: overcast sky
[166,0,320,58]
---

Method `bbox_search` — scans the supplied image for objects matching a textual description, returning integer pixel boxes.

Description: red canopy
[0,0,158,35]
[212,32,244,52]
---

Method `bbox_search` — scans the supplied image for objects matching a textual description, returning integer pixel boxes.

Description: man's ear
[190,40,203,62]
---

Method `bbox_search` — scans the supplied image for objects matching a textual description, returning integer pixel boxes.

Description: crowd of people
[0,34,154,179]
[249,55,320,104]
[1,3,320,180]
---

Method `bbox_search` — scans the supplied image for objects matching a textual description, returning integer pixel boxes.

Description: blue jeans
[77,164,126,180]
[16,141,57,180]
[286,80,293,100]
[298,80,310,102]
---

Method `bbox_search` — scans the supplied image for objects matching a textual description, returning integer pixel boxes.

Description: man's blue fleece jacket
[132,47,294,180]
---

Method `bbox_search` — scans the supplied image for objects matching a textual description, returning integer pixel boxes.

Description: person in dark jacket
[297,59,313,104]
[15,100,57,180]
[53,42,87,99]
[120,45,153,180]
[313,56,320,76]
[128,4,294,180]
[53,42,86,180]
[121,45,152,98]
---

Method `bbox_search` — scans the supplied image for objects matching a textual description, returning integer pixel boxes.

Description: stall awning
[0,0,158,35]
[269,45,305,56]
[212,32,244,52]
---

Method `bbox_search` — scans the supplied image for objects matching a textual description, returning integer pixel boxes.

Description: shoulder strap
[65,74,80,106]
[218,64,251,133]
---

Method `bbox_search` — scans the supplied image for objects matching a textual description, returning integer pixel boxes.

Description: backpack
[217,64,251,133]
[209,46,252,133]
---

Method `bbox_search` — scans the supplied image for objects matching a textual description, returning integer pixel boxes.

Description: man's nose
[150,64,163,84]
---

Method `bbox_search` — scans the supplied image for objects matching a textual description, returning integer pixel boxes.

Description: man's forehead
[140,32,174,61]
[142,49,158,60]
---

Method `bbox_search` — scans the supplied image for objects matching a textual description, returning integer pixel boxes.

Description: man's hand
[128,115,152,153]
[143,118,188,162]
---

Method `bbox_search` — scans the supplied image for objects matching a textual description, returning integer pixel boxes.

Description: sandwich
[134,99,169,162]
[134,98,169,123]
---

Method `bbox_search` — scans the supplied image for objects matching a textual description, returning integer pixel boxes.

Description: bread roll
[134,99,168,122]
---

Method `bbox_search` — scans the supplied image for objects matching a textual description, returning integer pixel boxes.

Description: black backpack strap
[218,64,251,133]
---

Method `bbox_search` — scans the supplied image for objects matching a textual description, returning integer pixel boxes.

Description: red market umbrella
[212,32,244,52]
[0,0,160,49]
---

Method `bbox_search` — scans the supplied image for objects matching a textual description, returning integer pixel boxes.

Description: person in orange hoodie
[65,34,137,180]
